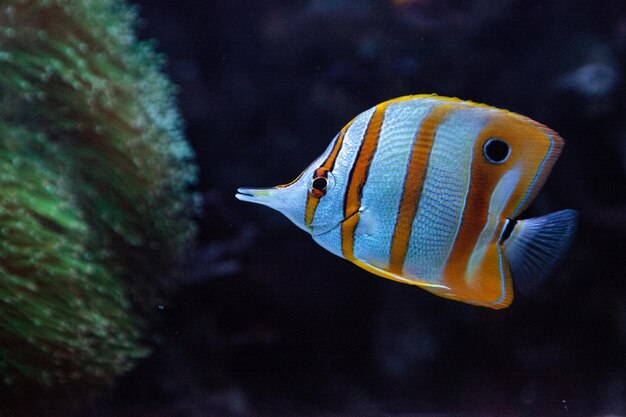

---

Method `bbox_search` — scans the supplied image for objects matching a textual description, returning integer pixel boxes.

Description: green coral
[0,0,196,390]
[0,125,145,387]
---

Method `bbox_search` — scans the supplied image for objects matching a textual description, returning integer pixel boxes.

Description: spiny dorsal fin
[503,209,578,295]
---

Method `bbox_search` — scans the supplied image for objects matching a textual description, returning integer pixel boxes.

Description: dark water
[94,0,625,415]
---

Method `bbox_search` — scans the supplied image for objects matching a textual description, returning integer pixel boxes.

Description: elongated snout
[236,187,278,206]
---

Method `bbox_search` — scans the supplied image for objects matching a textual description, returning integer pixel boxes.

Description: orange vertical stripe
[388,104,454,273]
[442,110,557,306]
[320,120,354,173]
[341,104,387,260]
[304,120,354,228]
[304,191,321,228]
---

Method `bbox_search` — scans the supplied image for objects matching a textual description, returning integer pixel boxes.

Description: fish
[236,95,577,309]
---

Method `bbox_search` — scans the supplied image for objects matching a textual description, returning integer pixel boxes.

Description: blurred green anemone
[0,0,196,388]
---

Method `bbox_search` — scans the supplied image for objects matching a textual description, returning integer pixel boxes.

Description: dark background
[87,0,625,415]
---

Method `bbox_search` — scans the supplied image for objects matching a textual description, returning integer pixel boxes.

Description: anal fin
[444,244,514,309]
[353,253,512,310]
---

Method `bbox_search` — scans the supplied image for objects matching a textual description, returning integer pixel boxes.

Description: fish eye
[310,169,335,197]
[483,138,510,164]
[312,177,327,192]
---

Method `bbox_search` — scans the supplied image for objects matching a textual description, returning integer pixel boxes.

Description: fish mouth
[312,209,360,237]
[235,187,281,208]
[235,186,271,200]
[235,189,252,199]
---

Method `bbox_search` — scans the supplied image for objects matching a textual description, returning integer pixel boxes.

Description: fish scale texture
[403,109,479,282]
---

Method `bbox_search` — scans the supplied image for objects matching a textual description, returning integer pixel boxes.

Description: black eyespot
[483,138,510,164]
[312,176,327,192]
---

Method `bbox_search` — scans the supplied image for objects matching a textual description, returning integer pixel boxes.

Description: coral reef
[1,0,623,415]
[0,0,196,403]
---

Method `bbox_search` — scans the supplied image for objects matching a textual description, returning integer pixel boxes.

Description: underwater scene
[0,0,624,416]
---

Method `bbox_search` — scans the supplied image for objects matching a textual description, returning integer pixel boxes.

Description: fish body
[236,95,577,309]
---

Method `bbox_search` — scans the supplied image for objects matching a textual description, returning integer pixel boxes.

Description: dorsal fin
[502,209,578,295]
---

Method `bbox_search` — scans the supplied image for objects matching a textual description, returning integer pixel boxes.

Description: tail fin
[502,209,578,295]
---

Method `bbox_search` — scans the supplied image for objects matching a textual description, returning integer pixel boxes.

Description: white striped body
[312,98,477,282]
[237,95,576,309]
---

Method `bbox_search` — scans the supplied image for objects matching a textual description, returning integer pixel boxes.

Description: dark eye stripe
[304,120,354,228]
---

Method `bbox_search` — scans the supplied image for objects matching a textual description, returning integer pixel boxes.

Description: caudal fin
[502,209,578,295]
